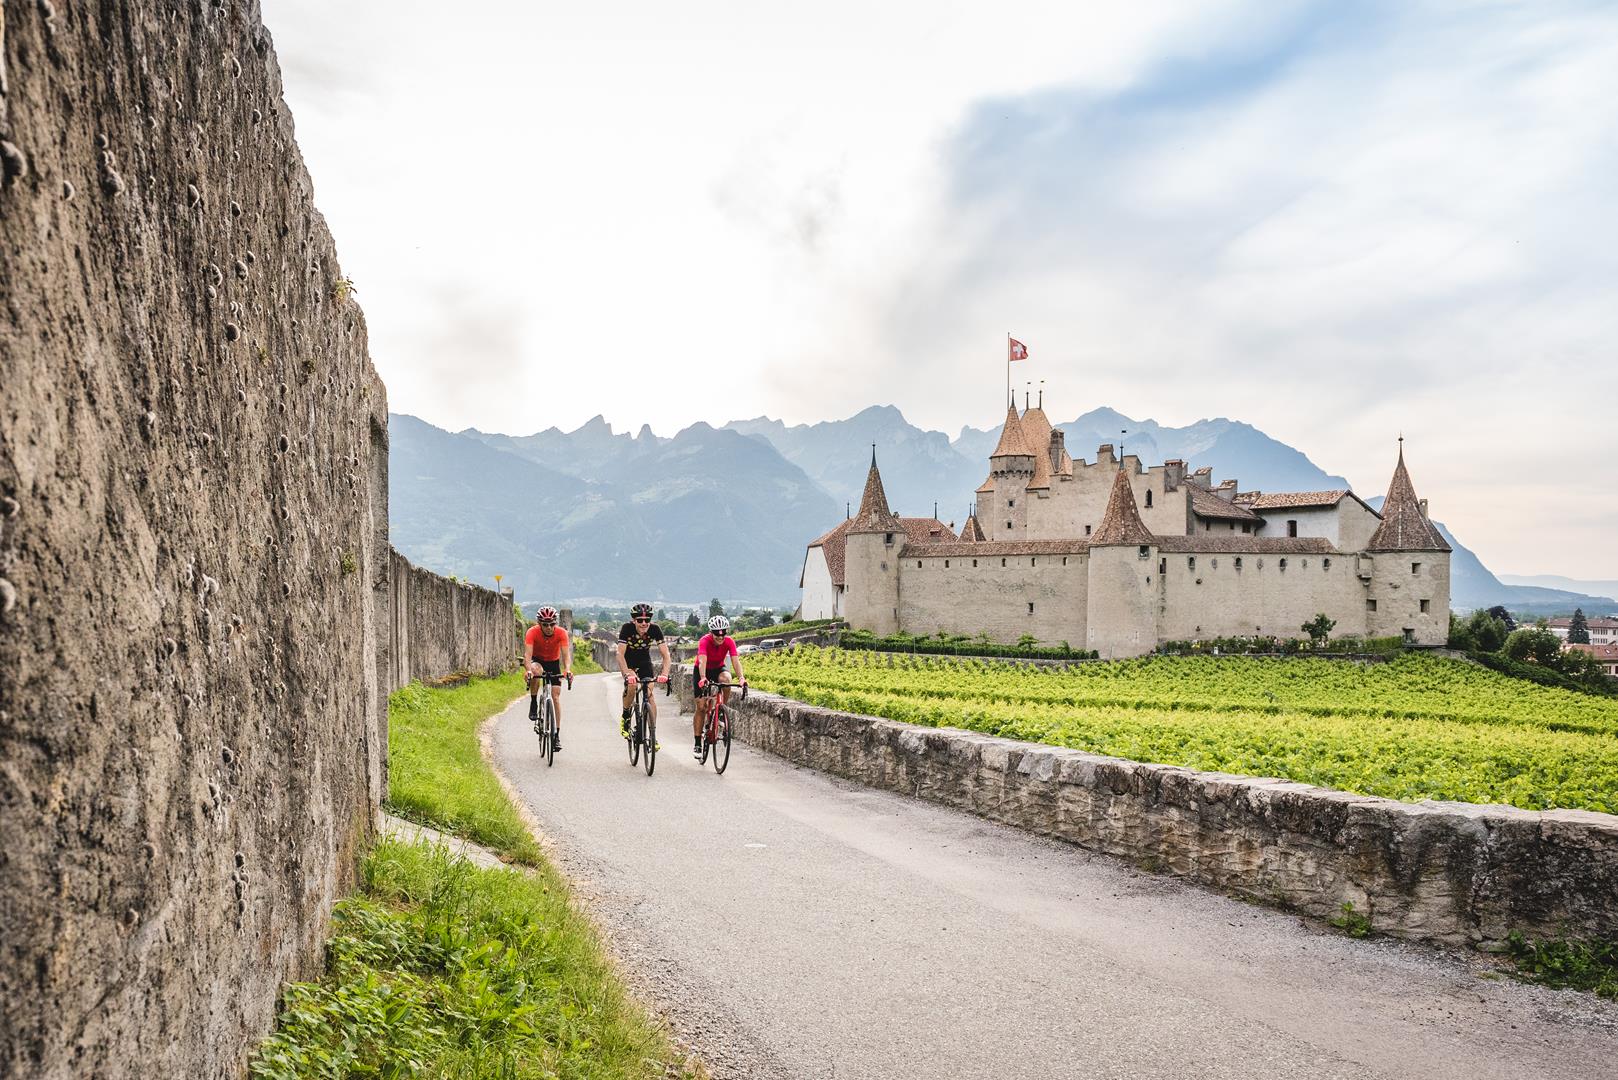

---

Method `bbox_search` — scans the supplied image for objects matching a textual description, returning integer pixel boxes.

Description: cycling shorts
[530,658,563,683]
[626,662,656,682]
[693,666,727,696]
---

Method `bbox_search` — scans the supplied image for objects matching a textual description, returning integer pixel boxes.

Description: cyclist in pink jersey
[692,615,746,758]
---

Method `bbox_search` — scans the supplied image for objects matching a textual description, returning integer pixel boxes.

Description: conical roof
[849,448,901,532]
[1092,467,1155,545]
[960,515,986,542]
[1021,406,1054,488]
[1365,445,1449,552]
[990,403,1034,459]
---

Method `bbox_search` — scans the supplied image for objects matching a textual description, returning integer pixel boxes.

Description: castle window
[1031,558,1036,567]
[1420,599,1430,613]
[1145,491,1153,508]
[1138,545,1150,559]
[1411,562,1422,575]
[1241,523,1251,534]
[1159,558,1166,574]
[1001,558,1007,567]
[1085,525,1092,536]
[1006,521,1012,531]
[1187,557,1196,570]
[1367,599,1378,612]
[1323,558,1331,570]
[1212,558,1218,569]
[944,560,949,568]
[973,559,978,567]
[1228,523,1235,531]
[1288,520,1298,537]
[1279,558,1288,571]
[1234,557,1243,571]
[1062,557,1067,566]
[1009,498,1015,508]
[1028,602,1035,614]
[917,560,922,568]
[884,532,894,545]
[1205,522,1212,532]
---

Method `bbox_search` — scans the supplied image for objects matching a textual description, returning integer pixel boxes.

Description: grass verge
[252,838,693,1079]
[574,638,604,673]
[386,672,544,864]
[1505,932,1618,998]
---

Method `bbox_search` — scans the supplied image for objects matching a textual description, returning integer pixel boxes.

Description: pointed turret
[1091,467,1154,545]
[849,446,900,532]
[990,402,1034,459]
[959,514,986,542]
[1365,444,1449,552]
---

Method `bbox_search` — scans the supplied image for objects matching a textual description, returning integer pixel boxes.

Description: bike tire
[643,712,656,776]
[543,695,556,768]
[712,703,732,774]
[628,696,641,766]
[698,699,711,765]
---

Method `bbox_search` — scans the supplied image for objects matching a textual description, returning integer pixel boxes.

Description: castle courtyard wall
[1155,551,1367,642]
[897,553,1088,646]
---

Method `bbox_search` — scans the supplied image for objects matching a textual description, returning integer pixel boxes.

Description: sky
[263,0,1617,581]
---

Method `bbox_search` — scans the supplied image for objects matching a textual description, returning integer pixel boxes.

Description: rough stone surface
[731,693,1618,946]
[383,549,518,692]
[0,4,390,1077]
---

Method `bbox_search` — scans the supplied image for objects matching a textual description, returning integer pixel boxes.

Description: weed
[1505,931,1618,998]
[339,551,357,576]
[333,277,357,304]
[1330,901,1372,938]
[300,357,315,376]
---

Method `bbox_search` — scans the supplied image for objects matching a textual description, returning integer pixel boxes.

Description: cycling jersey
[695,632,737,674]
[525,624,570,663]
[617,621,665,671]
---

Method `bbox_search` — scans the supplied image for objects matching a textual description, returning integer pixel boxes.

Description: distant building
[1564,643,1618,676]
[1546,617,1618,646]
[801,396,1452,658]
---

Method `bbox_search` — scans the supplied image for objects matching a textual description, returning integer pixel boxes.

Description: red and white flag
[1009,337,1029,361]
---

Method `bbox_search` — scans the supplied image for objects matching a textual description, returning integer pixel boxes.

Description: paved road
[490,674,1618,1080]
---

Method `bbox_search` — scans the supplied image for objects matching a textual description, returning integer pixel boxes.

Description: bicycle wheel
[628,693,641,766]
[643,710,656,776]
[712,702,731,774]
[542,695,556,768]
[697,700,711,764]
[535,696,550,759]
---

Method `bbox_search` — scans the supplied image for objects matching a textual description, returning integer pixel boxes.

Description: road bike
[530,670,569,767]
[696,679,746,774]
[625,674,668,776]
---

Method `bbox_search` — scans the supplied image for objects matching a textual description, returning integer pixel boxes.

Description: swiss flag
[1009,338,1029,361]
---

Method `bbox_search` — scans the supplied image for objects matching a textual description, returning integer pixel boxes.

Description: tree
[1502,625,1562,667]
[1301,613,1336,646]
[1464,609,1509,653]
[685,611,701,628]
[1486,605,1516,633]
[656,608,667,622]
[709,597,725,618]
[1569,608,1591,645]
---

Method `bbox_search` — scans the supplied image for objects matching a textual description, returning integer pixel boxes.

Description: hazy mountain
[1498,574,1618,608]
[393,405,1568,616]
[391,414,836,606]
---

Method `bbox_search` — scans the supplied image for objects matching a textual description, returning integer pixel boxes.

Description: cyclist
[523,606,572,750]
[692,614,746,758]
[617,603,671,740]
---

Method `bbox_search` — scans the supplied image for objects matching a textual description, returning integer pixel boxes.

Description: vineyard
[745,648,1618,815]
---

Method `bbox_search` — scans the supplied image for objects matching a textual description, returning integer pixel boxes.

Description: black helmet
[631,603,654,619]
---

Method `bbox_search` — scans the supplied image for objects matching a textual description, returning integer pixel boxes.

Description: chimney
[1164,459,1186,489]
[1216,478,1237,502]
[1097,443,1116,464]
[1049,429,1066,473]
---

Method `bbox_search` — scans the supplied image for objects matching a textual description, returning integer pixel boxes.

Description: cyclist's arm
[562,632,573,676]
[615,640,629,675]
[657,639,672,678]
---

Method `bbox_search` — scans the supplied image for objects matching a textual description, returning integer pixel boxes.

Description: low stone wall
[731,693,1618,946]
[383,549,519,691]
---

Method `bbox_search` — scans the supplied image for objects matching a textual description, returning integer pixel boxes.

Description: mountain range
[388,406,1610,614]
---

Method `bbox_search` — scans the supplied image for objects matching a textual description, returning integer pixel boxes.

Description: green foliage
[684,612,701,628]
[339,551,358,576]
[572,638,603,674]
[1568,608,1591,645]
[745,648,1618,814]
[1301,613,1336,645]
[1468,649,1617,697]
[1505,932,1618,998]
[386,673,543,864]
[732,619,833,641]
[1329,901,1372,938]
[838,630,1098,660]
[333,276,357,304]
[250,839,692,1079]
[1158,634,1405,657]
[1503,625,1563,666]
[1450,609,1509,653]
[708,597,725,618]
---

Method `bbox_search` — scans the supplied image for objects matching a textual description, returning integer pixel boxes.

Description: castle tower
[1086,466,1159,658]
[842,448,904,636]
[977,401,1036,540]
[1363,442,1451,645]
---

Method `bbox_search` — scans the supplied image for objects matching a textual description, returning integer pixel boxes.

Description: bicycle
[695,679,746,774]
[530,670,569,767]
[625,674,668,776]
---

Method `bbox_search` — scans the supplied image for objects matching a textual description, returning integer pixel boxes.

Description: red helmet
[536,606,559,625]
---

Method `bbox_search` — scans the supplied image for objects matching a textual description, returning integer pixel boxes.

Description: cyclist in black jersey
[617,603,672,739]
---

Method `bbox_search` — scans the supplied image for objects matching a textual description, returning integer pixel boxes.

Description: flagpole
[1005,332,1010,407]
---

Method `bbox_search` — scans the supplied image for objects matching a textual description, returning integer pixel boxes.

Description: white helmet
[708,615,730,633]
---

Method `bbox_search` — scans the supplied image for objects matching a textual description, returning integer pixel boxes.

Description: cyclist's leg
[717,669,732,708]
[621,675,634,718]
[527,661,545,717]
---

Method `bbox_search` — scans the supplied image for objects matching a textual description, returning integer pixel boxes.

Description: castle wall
[1366,554,1451,646]
[1086,545,1159,658]
[800,546,839,620]
[1257,506,1342,545]
[1156,551,1368,642]
[897,553,1088,647]
[1026,459,1194,542]
[842,531,901,636]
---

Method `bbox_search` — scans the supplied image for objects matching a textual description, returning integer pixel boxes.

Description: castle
[799,399,1451,657]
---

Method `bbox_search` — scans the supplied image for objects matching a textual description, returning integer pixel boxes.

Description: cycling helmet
[536,605,559,625]
[708,615,730,633]
[630,603,654,619]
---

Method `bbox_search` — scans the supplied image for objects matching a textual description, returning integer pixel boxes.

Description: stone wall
[383,549,519,692]
[899,551,1087,646]
[0,4,389,1077]
[730,693,1618,946]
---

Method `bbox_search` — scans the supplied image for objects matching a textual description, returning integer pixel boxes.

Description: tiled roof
[1092,468,1156,545]
[1021,406,1055,489]
[975,475,995,494]
[1365,447,1450,552]
[901,517,956,544]
[1565,643,1618,660]
[902,539,1090,558]
[990,403,1035,459]
[1245,490,1350,510]
[805,518,852,587]
[959,515,987,542]
[1158,536,1337,554]
[1188,485,1260,522]
[1550,617,1618,630]
[848,450,902,533]
[809,516,952,586]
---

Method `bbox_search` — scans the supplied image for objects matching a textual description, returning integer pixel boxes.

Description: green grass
[386,673,543,865]
[251,838,693,1079]
[1505,932,1618,998]
[573,638,604,674]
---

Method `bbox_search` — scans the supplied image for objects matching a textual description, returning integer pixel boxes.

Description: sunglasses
[633,617,651,624]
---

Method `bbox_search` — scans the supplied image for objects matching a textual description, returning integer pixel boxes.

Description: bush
[1502,625,1564,667]
[837,630,1098,660]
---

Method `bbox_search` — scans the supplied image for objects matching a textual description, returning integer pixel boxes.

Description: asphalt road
[490,674,1618,1080]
